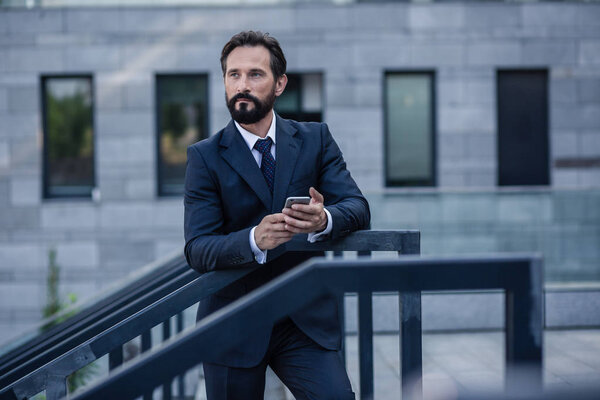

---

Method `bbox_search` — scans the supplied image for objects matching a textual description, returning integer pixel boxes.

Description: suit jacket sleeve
[317,123,371,238]
[183,145,255,274]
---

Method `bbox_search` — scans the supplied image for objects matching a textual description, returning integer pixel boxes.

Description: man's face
[224,45,286,125]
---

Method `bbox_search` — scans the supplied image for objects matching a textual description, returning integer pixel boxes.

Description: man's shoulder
[277,116,326,137]
[188,127,225,153]
[280,116,323,129]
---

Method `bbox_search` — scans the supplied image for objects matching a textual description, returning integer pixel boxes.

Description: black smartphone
[284,196,311,208]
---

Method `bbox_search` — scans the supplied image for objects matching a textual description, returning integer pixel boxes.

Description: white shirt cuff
[307,208,332,243]
[249,226,268,264]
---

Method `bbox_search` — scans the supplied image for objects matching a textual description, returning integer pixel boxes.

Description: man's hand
[254,213,295,251]
[282,187,327,234]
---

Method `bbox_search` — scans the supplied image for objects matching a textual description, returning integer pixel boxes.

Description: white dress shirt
[234,111,333,264]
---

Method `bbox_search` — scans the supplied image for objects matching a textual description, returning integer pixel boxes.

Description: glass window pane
[497,70,549,186]
[301,73,322,113]
[275,74,300,113]
[275,73,322,123]
[43,76,94,198]
[157,75,208,196]
[385,73,434,186]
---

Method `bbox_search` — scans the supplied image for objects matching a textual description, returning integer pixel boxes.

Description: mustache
[229,92,260,104]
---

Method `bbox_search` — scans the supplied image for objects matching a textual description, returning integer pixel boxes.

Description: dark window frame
[275,72,324,123]
[41,74,96,200]
[383,70,437,187]
[155,73,210,197]
[496,68,550,187]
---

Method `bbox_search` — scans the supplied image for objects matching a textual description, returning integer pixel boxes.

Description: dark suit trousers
[203,318,355,400]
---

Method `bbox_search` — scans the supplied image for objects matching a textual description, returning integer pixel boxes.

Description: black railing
[71,253,543,400]
[0,230,420,400]
[0,251,191,386]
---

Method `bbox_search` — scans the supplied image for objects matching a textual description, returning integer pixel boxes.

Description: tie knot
[254,137,272,155]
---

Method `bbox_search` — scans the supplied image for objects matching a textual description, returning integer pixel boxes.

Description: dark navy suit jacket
[184,115,370,368]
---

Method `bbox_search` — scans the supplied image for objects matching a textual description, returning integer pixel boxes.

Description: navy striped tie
[254,137,275,193]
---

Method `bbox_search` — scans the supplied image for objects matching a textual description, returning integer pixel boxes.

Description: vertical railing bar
[141,330,152,400]
[333,250,346,367]
[108,346,123,371]
[141,330,152,353]
[505,288,515,381]
[337,292,346,367]
[162,319,173,400]
[45,375,67,400]
[398,245,422,400]
[358,291,374,400]
[356,250,375,399]
[505,258,543,390]
[176,312,185,398]
[399,292,422,399]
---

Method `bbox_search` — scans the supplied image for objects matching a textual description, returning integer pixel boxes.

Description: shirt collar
[235,110,277,151]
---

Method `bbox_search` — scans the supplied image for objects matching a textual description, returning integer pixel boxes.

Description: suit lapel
[272,116,302,213]
[219,120,273,210]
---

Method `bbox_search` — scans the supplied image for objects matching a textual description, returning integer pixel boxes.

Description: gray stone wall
[0,3,599,344]
[369,189,600,282]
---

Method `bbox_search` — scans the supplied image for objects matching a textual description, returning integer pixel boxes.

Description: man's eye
[251,72,262,77]
[230,73,239,78]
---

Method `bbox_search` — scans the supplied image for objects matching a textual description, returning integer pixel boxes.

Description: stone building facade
[0,2,599,343]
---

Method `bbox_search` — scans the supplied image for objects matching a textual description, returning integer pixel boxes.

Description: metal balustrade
[0,230,421,400]
[70,253,543,400]
[0,251,190,385]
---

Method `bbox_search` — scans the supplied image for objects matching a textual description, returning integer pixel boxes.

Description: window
[497,70,549,186]
[385,72,436,187]
[275,73,322,122]
[156,74,208,196]
[42,75,95,198]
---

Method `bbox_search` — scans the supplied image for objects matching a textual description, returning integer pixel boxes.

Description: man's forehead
[226,45,270,70]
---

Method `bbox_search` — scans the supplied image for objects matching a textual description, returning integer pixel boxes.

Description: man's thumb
[309,187,324,204]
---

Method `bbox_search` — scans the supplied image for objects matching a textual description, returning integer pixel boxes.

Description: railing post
[400,292,422,398]
[337,292,346,366]
[162,319,173,400]
[505,258,543,390]
[333,250,346,367]
[141,330,152,400]
[358,291,374,400]
[399,237,422,400]
[357,250,374,399]
[108,347,123,371]
[46,375,67,400]
[176,312,185,397]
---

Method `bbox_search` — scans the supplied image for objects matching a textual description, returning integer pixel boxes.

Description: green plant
[41,248,98,394]
[42,249,62,319]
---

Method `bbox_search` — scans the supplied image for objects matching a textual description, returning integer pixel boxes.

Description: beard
[226,86,276,125]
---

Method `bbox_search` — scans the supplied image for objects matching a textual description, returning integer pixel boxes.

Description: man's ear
[275,74,288,97]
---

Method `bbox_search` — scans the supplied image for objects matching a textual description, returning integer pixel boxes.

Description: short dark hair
[220,31,287,78]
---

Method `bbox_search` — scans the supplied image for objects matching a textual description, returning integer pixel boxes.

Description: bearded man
[184,31,370,400]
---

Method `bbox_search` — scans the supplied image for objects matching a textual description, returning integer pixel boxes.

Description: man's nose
[237,75,250,93]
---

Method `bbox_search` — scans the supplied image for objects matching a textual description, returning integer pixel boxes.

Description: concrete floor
[343,329,600,399]
[195,329,600,399]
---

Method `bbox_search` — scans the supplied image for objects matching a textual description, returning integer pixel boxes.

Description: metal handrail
[70,253,543,400]
[0,230,420,400]
[0,250,188,383]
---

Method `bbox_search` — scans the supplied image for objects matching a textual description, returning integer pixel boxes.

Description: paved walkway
[344,329,600,399]
[196,329,600,399]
